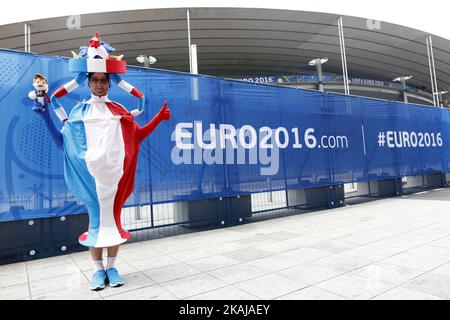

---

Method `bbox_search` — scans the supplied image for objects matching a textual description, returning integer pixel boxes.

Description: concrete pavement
[2,188,450,300]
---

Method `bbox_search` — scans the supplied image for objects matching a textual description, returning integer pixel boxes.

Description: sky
[1,0,449,40]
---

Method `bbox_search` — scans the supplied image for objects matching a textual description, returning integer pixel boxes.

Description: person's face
[89,73,109,96]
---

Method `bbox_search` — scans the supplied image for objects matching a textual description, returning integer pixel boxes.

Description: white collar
[85,94,111,104]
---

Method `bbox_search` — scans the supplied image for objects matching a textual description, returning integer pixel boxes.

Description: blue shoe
[106,268,124,287]
[90,270,107,291]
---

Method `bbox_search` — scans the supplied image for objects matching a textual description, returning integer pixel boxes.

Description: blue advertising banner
[0,49,448,221]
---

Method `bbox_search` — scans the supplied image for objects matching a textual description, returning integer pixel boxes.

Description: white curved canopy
[1,5,449,94]
[1,0,449,40]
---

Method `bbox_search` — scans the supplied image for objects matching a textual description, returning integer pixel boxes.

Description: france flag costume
[34,32,171,248]
[62,95,169,247]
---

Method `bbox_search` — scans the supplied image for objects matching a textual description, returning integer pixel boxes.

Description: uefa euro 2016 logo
[170,122,351,176]
[171,122,281,176]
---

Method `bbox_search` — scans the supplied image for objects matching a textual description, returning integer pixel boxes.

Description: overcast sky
[1,0,449,39]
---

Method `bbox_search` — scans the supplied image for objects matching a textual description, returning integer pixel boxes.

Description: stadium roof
[1,7,449,93]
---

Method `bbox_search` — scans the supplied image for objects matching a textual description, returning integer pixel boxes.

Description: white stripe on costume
[54,107,68,122]
[87,59,107,73]
[83,97,126,247]
[118,80,134,93]
[64,79,80,93]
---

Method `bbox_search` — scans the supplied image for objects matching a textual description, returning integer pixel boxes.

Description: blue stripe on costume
[62,102,100,248]
[68,59,88,73]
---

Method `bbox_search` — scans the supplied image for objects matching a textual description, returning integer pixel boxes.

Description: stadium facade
[2,6,450,264]
[0,7,448,106]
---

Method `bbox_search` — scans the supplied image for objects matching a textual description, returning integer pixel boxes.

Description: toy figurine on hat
[34,32,171,248]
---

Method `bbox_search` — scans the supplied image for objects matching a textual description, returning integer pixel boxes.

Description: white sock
[92,259,104,273]
[106,256,117,270]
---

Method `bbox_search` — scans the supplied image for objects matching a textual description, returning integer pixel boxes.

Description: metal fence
[120,172,449,244]
[2,53,450,264]
[1,172,448,265]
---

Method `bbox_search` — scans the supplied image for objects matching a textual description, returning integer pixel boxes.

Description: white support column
[426,36,436,106]
[426,35,439,107]
[187,9,192,73]
[187,8,199,101]
[190,44,199,100]
[190,44,198,75]
[27,24,31,52]
[24,23,28,52]
[338,17,350,95]
[430,36,439,107]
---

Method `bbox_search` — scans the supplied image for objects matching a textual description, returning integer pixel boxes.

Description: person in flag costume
[34,33,171,290]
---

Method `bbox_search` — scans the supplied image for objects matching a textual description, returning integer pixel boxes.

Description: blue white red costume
[36,33,170,248]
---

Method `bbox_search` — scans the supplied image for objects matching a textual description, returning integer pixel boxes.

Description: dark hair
[33,73,47,82]
[88,73,110,82]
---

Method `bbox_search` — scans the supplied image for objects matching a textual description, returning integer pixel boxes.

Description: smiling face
[89,73,109,97]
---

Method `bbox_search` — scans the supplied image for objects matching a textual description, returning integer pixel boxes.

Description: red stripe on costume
[54,86,68,98]
[79,233,88,241]
[130,87,144,98]
[105,102,140,240]
[138,101,170,142]
[105,60,127,74]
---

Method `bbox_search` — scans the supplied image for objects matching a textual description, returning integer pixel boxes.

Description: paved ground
[2,188,450,300]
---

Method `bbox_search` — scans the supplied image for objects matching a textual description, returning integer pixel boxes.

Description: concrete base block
[424,173,444,188]
[288,185,344,209]
[370,178,402,196]
[0,213,88,265]
[183,195,252,228]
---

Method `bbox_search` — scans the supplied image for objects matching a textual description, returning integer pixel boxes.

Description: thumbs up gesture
[160,101,171,120]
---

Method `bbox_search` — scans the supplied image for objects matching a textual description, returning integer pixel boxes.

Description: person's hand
[28,91,37,100]
[160,101,170,120]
